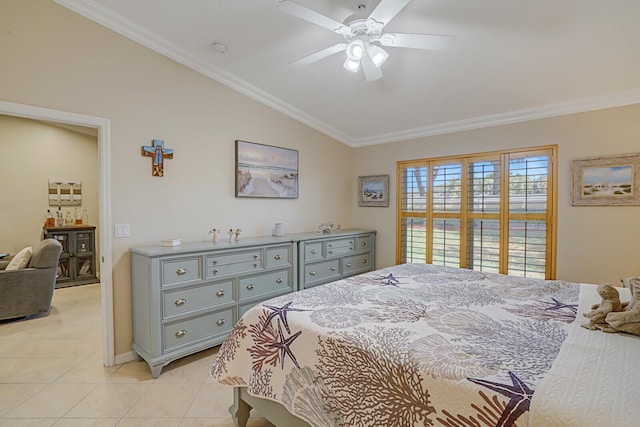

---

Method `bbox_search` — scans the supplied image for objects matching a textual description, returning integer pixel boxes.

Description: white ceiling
[55,0,640,147]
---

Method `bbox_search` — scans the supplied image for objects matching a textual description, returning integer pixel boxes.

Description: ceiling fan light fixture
[346,39,365,60]
[343,57,360,73]
[368,45,389,67]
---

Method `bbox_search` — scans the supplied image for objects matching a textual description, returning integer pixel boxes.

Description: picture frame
[358,175,389,207]
[235,140,299,199]
[571,153,640,206]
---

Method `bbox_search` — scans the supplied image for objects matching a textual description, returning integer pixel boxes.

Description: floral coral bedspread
[210,263,582,427]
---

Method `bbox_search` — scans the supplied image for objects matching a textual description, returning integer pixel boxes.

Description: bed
[210,263,640,427]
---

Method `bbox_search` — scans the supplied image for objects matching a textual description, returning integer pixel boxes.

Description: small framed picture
[358,175,389,207]
[571,153,640,206]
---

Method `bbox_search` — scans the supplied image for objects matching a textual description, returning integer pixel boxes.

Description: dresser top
[130,229,376,257]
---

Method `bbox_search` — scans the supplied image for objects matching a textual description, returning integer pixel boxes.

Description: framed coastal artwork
[571,153,640,206]
[235,140,299,199]
[358,175,389,207]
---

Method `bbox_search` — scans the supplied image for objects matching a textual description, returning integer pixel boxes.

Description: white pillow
[5,246,33,271]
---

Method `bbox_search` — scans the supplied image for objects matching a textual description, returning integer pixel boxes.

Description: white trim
[115,350,137,365]
[0,100,115,367]
[350,89,640,147]
[52,0,352,146]
[53,0,640,149]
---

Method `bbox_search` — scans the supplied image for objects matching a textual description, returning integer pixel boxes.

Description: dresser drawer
[304,242,323,261]
[207,250,261,267]
[163,308,234,351]
[162,257,202,286]
[356,235,371,252]
[304,259,340,286]
[163,281,233,318]
[207,259,262,278]
[239,269,291,301]
[265,246,291,268]
[342,253,371,276]
[326,237,355,257]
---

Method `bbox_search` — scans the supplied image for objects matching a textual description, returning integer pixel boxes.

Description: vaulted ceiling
[55,0,640,147]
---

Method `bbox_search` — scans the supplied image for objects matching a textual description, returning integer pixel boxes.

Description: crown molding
[52,0,353,146]
[52,1,640,149]
[350,89,640,147]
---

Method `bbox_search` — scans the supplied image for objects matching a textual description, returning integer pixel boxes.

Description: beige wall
[3,0,639,361]
[1,0,354,357]
[0,115,99,259]
[353,104,640,285]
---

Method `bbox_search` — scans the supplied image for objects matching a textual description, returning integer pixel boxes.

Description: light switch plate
[115,224,130,238]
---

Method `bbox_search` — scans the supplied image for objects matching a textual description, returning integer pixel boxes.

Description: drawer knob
[175,330,187,338]
[176,268,188,275]
[254,263,258,268]
[254,254,258,259]
[213,260,218,265]
[216,319,226,326]
[213,268,219,274]
[346,263,352,268]
[349,241,353,244]
[330,267,336,271]
[175,298,187,306]
[276,278,283,284]
[274,254,281,260]
[362,259,367,264]
[328,251,333,254]
[361,242,366,246]
[216,290,226,297]
[247,284,255,290]
[309,271,316,276]
[328,244,333,247]
[310,249,317,254]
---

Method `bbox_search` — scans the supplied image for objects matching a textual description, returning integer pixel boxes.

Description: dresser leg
[150,364,163,379]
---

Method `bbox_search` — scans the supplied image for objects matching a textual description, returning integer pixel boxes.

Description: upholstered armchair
[0,239,63,321]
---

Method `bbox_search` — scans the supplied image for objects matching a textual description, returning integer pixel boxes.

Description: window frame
[396,145,557,279]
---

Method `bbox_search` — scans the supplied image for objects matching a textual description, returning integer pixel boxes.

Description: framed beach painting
[571,153,640,206]
[235,140,299,199]
[358,175,389,207]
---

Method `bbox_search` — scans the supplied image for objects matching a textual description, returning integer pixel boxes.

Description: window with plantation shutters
[397,146,556,279]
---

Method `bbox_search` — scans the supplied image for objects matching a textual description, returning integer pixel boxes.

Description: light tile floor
[0,283,273,427]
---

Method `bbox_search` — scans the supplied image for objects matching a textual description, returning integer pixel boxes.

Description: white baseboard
[114,350,137,365]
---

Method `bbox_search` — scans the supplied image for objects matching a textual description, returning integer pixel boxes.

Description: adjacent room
[1,0,639,426]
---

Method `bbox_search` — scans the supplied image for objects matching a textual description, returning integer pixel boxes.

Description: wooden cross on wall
[141,139,174,177]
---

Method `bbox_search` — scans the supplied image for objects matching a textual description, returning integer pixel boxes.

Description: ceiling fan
[278,0,456,82]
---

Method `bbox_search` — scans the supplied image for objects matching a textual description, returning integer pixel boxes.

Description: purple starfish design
[376,273,402,287]
[540,297,578,314]
[262,301,307,334]
[467,371,534,427]
[267,319,302,369]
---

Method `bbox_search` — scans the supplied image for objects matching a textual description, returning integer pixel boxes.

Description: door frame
[0,100,114,366]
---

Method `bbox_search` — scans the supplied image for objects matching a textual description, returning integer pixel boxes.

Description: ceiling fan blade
[290,43,347,67]
[279,0,350,34]
[379,33,456,51]
[368,0,412,26]
[361,55,383,82]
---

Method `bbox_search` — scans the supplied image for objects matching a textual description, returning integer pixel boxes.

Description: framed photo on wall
[235,140,299,199]
[358,175,389,207]
[571,153,640,206]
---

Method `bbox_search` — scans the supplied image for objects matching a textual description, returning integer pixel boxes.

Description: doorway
[0,100,114,366]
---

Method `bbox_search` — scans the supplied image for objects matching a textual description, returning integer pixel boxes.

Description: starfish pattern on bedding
[467,371,534,427]
[268,319,302,369]
[540,297,578,313]
[262,301,307,334]
[377,273,402,287]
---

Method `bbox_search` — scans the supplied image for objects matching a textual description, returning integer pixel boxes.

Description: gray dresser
[295,230,376,289]
[130,229,375,377]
